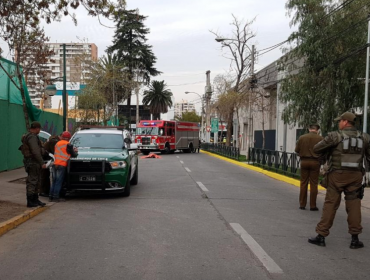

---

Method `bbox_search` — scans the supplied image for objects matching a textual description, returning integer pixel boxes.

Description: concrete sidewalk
[0,168,49,236]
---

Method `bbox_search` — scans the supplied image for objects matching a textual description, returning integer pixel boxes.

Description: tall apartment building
[27,43,98,108]
[174,100,196,118]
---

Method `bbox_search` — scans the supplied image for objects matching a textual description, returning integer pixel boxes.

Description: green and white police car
[66,127,138,197]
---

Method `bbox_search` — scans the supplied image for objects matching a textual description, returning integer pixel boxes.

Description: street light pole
[62,43,67,131]
[185,91,204,140]
[364,16,370,133]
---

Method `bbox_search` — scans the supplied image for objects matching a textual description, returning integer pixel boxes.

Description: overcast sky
[1,0,294,114]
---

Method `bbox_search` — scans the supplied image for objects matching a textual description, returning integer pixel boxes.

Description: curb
[200,150,326,191]
[0,206,49,237]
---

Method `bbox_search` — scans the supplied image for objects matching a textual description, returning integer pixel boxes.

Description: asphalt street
[1,152,370,280]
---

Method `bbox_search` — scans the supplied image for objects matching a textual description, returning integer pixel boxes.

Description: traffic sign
[211,118,219,133]
[206,126,211,132]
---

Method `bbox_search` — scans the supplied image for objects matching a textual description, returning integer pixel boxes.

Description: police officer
[295,123,323,210]
[19,122,47,207]
[308,112,370,249]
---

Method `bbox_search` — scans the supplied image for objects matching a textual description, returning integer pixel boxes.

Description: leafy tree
[213,89,248,146]
[81,53,133,124]
[280,0,369,133]
[77,88,106,124]
[175,111,201,123]
[0,0,123,129]
[142,80,173,120]
[107,9,161,111]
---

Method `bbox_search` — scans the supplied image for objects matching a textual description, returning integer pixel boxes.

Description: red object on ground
[141,153,161,159]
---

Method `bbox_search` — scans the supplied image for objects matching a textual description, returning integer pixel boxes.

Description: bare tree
[211,15,256,146]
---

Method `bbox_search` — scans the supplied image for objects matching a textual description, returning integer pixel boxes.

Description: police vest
[331,130,364,170]
[19,132,42,158]
[54,140,71,167]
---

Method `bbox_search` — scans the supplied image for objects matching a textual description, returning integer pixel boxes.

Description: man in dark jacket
[295,124,323,211]
[19,122,47,207]
[308,112,370,249]
[39,135,60,197]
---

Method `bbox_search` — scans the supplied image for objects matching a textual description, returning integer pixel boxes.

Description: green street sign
[211,118,219,133]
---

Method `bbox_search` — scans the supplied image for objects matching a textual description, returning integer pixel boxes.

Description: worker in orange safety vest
[49,131,78,202]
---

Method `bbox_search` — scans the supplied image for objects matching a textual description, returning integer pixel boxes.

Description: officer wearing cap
[295,123,323,211]
[19,121,47,207]
[308,112,370,249]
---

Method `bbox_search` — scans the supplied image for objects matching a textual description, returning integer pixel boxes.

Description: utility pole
[364,16,370,133]
[248,45,255,154]
[62,44,67,131]
[205,70,212,142]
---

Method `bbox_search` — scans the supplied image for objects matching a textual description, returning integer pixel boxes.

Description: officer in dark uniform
[19,121,47,207]
[295,123,323,210]
[308,112,370,249]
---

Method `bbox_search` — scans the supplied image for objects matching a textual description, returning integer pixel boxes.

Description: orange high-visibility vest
[54,140,71,167]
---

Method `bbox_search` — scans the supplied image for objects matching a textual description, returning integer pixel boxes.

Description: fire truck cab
[135,120,200,155]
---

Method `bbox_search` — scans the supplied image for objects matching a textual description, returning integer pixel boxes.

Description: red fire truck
[135,120,200,155]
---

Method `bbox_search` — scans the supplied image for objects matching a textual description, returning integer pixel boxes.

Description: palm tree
[143,80,173,120]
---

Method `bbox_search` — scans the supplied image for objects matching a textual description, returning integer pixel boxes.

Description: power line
[256,0,367,60]
[255,42,369,88]
[168,81,204,86]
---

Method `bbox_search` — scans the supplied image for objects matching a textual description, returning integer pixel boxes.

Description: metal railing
[201,143,240,160]
[248,148,301,178]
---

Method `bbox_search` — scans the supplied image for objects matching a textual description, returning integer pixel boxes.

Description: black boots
[350,235,364,249]
[308,234,326,247]
[26,194,46,208]
[308,234,364,249]
[26,195,38,208]
[34,194,46,207]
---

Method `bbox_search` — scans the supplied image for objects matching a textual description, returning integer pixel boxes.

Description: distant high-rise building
[26,42,98,109]
[174,100,196,118]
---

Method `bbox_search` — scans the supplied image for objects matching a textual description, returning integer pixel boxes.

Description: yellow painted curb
[0,206,48,237]
[200,150,325,191]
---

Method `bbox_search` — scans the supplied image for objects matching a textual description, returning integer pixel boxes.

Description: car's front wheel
[119,173,131,197]
[130,165,138,185]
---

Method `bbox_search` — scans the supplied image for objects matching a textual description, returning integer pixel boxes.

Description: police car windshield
[137,127,158,135]
[71,133,124,149]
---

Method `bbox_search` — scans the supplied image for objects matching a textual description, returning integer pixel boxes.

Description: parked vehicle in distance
[66,126,138,197]
[135,120,200,155]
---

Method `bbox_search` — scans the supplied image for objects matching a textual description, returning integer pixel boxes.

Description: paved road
[1,152,370,279]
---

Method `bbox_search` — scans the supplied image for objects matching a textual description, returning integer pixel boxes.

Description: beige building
[174,100,196,118]
[27,43,98,109]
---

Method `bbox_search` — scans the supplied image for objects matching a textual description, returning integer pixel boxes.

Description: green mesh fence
[0,58,75,171]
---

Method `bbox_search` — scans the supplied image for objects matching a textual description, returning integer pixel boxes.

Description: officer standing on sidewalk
[19,121,47,207]
[295,123,323,211]
[308,112,370,249]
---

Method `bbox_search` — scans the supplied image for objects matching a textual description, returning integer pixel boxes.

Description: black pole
[62,44,67,131]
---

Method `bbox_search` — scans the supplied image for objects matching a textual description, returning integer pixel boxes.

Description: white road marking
[185,167,191,172]
[196,182,209,192]
[180,161,184,164]
[230,223,283,275]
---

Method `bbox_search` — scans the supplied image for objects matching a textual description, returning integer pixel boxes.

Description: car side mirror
[124,137,132,144]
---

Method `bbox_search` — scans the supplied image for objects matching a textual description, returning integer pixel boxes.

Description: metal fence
[248,148,301,178]
[201,143,240,160]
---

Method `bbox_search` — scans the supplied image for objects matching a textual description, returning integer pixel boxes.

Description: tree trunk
[226,108,233,146]
[17,73,30,130]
